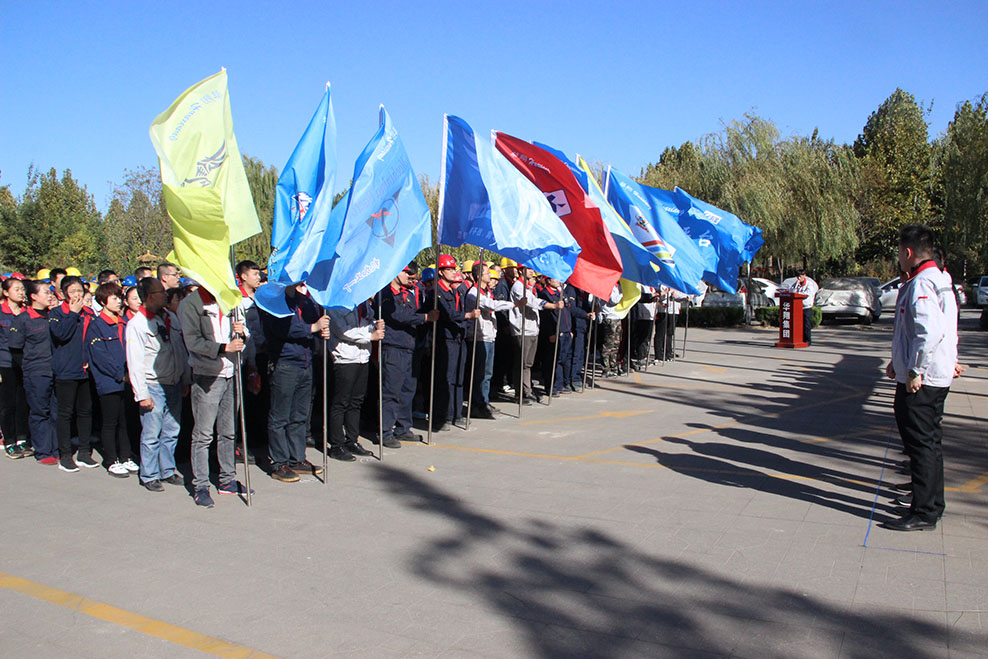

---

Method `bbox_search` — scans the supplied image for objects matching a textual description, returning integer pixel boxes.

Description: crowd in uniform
[0,256,692,508]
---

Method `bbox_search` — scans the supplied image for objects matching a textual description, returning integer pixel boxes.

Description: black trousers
[0,365,29,444]
[631,319,653,361]
[570,327,587,387]
[894,382,948,521]
[381,347,416,439]
[802,308,813,345]
[329,362,369,448]
[55,378,92,457]
[97,390,131,466]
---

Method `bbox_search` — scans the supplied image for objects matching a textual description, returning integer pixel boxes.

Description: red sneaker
[39,456,58,466]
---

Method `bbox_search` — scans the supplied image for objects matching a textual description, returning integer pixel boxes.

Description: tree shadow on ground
[373,464,972,658]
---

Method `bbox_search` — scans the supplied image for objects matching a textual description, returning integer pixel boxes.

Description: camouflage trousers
[598,319,621,371]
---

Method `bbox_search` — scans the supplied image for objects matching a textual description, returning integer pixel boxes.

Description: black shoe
[397,431,423,443]
[142,479,165,492]
[289,459,324,475]
[380,436,401,449]
[522,397,534,406]
[471,407,495,419]
[892,493,913,506]
[882,514,937,532]
[346,441,373,457]
[329,446,356,462]
[271,464,301,482]
[891,481,912,492]
[161,473,184,486]
[76,453,99,469]
[569,383,579,392]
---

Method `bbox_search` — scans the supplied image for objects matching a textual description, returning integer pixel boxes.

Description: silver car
[815,278,882,324]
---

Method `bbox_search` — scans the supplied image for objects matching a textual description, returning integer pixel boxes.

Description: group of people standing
[0,256,689,509]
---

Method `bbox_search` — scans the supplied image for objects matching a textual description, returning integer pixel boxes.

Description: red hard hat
[10,272,25,280]
[437,254,457,269]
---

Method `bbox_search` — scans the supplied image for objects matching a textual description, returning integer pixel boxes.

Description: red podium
[775,292,808,348]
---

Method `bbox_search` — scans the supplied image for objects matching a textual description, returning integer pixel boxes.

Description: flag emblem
[543,189,571,217]
[291,191,312,224]
[181,141,227,187]
[366,191,400,247]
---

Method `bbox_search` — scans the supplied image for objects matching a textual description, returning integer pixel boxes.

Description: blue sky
[2,1,986,211]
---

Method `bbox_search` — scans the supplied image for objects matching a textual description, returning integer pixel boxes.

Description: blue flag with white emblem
[267,85,339,284]
[438,115,580,282]
[304,106,432,310]
[672,187,763,293]
[605,168,704,295]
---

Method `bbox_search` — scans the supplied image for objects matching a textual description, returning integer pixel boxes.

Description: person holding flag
[509,266,562,404]
[465,261,520,418]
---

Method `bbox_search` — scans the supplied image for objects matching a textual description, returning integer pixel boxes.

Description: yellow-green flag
[149,69,261,313]
[612,279,642,319]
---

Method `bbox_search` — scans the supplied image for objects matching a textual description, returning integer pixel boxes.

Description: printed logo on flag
[544,190,571,217]
[366,190,400,247]
[629,205,676,265]
[702,209,722,225]
[181,142,227,187]
[291,191,312,224]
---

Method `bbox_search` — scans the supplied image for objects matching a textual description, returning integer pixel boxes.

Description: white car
[977,276,988,307]
[750,277,782,307]
[816,278,881,324]
[880,277,902,310]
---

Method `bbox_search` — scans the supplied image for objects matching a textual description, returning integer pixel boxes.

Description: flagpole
[322,311,329,483]
[603,165,611,198]
[682,298,689,358]
[426,254,439,446]
[590,300,598,388]
[644,303,656,373]
[229,246,251,507]
[661,292,669,365]
[464,248,483,430]
[517,279,526,417]
[547,300,561,405]
[625,316,632,377]
[581,305,594,392]
[376,293,384,461]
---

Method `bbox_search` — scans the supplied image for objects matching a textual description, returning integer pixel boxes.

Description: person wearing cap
[509,266,562,404]
[378,262,438,446]
[465,262,520,418]
[786,270,818,346]
[428,255,480,430]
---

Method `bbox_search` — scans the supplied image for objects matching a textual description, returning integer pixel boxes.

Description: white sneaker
[108,461,130,478]
[121,459,139,473]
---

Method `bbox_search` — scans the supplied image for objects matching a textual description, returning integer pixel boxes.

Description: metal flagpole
[376,294,384,461]
[464,249,483,430]
[625,316,632,377]
[682,297,690,357]
[644,296,657,373]
[581,311,594,392]
[661,292,668,366]
[589,301,598,388]
[229,246,251,506]
[546,296,561,405]
[517,284,526,417]
[322,311,329,484]
[426,262,439,445]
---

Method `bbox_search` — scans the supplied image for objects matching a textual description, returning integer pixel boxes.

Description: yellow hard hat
[65,267,82,277]
[488,268,501,280]
[500,257,517,268]
[461,259,475,273]
[427,263,436,270]
[37,268,51,280]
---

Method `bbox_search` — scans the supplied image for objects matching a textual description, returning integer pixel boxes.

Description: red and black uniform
[426,279,467,429]
[49,302,96,461]
[86,310,131,467]
[0,301,29,447]
[10,307,57,460]
[538,284,573,395]
[378,281,424,440]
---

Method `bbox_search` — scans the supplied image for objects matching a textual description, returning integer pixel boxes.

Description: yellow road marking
[632,370,644,384]
[958,471,988,493]
[702,365,727,374]
[0,573,276,658]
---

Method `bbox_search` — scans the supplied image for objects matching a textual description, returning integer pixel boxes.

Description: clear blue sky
[2,1,986,211]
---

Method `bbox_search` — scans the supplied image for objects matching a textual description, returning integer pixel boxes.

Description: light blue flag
[605,168,705,296]
[267,85,339,283]
[438,115,580,282]
[304,107,432,310]
[672,188,763,293]
[532,142,662,288]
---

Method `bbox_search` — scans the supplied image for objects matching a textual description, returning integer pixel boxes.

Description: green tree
[852,88,933,262]
[940,93,988,276]
[238,155,279,266]
[0,166,102,274]
[102,167,172,273]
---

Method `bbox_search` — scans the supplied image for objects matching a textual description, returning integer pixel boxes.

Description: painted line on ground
[0,572,276,658]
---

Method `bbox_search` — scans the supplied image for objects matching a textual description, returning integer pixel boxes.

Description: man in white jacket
[508,267,562,404]
[466,263,521,417]
[327,301,384,462]
[883,224,959,532]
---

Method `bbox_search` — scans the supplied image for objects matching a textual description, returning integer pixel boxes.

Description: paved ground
[1,311,986,658]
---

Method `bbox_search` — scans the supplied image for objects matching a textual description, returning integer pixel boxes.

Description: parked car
[750,277,782,307]
[882,276,968,309]
[815,278,882,324]
[977,275,988,307]
[701,285,744,308]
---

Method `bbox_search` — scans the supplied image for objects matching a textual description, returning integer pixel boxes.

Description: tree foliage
[102,166,172,273]
[940,93,988,276]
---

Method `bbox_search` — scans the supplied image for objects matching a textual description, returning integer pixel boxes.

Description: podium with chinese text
[775,292,808,349]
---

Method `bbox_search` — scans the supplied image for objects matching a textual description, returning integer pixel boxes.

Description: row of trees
[2,89,987,281]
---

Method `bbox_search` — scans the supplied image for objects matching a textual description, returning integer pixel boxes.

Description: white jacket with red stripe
[891,261,958,388]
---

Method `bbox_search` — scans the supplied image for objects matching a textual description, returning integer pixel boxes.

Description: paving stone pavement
[1,311,986,658]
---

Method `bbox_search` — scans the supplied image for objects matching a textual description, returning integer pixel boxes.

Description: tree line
[2,88,986,281]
